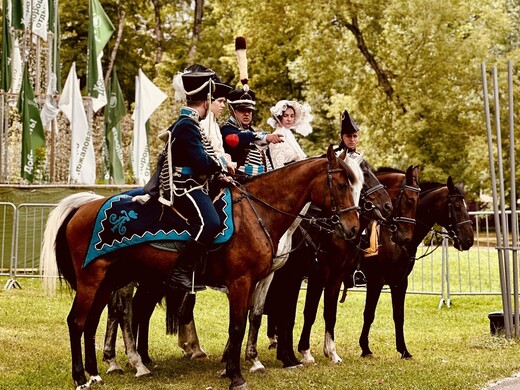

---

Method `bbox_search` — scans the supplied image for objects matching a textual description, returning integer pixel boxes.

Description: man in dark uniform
[336,108,360,155]
[145,69,224,292]
[221,88,283,175]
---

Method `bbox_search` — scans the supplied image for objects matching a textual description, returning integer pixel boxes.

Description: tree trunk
[188,0,204,60]
[105,9,126,87]
[151,0,164,75]
[334,15,407,114]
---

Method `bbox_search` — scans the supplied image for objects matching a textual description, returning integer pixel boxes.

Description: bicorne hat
[173,69,215,102]
[340,109,360,135]
[184,64,232,100]
[227,88,256,110]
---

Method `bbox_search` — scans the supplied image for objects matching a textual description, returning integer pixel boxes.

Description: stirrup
[353,270,367,287]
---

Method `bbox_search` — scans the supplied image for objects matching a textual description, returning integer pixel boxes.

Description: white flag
[11,37,23,93]
[40,73,58,129]
[24,0,49,41]
[58,63,96,185]
[131,69,167,186]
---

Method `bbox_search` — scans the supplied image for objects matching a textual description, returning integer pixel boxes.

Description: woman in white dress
[267,100,313,169]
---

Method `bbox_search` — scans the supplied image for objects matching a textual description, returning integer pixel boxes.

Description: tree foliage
[1,0,519,201]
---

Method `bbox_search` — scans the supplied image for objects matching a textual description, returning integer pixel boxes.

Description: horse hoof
[191,349,208,359]
[283,363,303,369]
[300,350,315,365]
[76,384,90,390]
[106,364,123,375]
[361,352,373,358]
[86,375,103,387]
[401,352,413,359]
[249,359,266,374]
[230,381,249,390]
[135,365,152,377]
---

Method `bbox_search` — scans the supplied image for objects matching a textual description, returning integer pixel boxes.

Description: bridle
[231,159,360,255]
[383,181,421,237]
[446,192,473,242]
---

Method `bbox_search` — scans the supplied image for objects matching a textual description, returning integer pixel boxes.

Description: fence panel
[13,203,57,284]
[0,202,16,284]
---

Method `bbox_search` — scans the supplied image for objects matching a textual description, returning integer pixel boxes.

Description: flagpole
[0,92,4,181]
[3,100,9,179]
[68,65,76,184]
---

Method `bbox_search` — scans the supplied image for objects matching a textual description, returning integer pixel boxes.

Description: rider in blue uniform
[221,88,283,175]
[146,70,224,292]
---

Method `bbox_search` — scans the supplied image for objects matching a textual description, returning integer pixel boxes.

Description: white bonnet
[267,100,313,136]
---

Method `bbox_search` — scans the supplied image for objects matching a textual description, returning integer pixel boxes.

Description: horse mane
[376,167,404,174]
[419,181,444,194]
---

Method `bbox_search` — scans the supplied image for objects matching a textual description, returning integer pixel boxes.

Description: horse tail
[165,289,196,335]
[40,192,104,294]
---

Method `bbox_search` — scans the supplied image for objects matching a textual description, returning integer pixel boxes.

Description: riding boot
[168,239,206,293]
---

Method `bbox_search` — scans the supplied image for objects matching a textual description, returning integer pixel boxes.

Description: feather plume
[235,36,249,89]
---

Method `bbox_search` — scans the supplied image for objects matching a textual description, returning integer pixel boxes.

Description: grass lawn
[1,277,520,390]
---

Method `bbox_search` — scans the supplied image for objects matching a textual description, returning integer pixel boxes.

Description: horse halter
[386,183,421,233]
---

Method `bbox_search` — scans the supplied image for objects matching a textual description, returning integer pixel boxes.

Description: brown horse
[40,145,360,390]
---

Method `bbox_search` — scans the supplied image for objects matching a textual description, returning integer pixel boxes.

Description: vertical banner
[87,0,115,112]
[58,63,96,184]
[17,65,46,182]
[24,0,49,41]
[1,0,12,91]
[131,69,167,186]
[103,68,126,184]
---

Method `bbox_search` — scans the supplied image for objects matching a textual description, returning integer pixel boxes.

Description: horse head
[318,145,360,240]
[358,157,392,222]
[445,176,474,251]
[378,165,421,246]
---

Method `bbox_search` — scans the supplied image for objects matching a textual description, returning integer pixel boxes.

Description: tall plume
[235,36,249,91]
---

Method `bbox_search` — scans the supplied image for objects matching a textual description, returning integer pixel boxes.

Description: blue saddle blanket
[84,188,234,267]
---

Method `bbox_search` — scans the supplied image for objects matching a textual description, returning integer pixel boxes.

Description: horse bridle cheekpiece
[326,161,359,226]
[387,182,421,233]
[446,192,472,241]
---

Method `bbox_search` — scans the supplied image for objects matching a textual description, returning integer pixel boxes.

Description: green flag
[1,0,12,91]
[17,65,46,182]
[11,0,23,30]
[103,68,126,184]
[48,0,61,92]
[87,0,115,112]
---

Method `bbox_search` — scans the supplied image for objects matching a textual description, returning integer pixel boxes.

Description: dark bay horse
[293,165,421,365]
[40,146,360,390]
[358,175,474,359]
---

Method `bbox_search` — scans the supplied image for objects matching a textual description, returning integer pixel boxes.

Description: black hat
[213,82,233,100]
[184,64,231,101]
[181,71,215,102]
[340,109,360,135]
[228,88,256,110]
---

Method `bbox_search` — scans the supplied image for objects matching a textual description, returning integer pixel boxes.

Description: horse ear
[447,176,455,191]
[327,144,335,161]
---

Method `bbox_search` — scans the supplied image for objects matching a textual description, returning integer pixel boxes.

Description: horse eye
[337,183,348,191]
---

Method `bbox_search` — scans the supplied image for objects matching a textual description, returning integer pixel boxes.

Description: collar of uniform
[227,116,251,131]
[180,107,200,122]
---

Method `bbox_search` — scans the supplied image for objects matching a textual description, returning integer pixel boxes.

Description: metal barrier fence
[0,203,505,303]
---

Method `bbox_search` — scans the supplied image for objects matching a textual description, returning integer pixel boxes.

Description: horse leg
[222,278,253,390]
[67,296,90,389]
[298,271,323,365]
[83,282,115,388]
[132,284,164,365]
[175,293,208,359]
[359,280,384,357]
[322,276,343,364]
[103,289,124,374]
[274,272,303,368]
[391,278,412,359]
[245,273,274,373]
